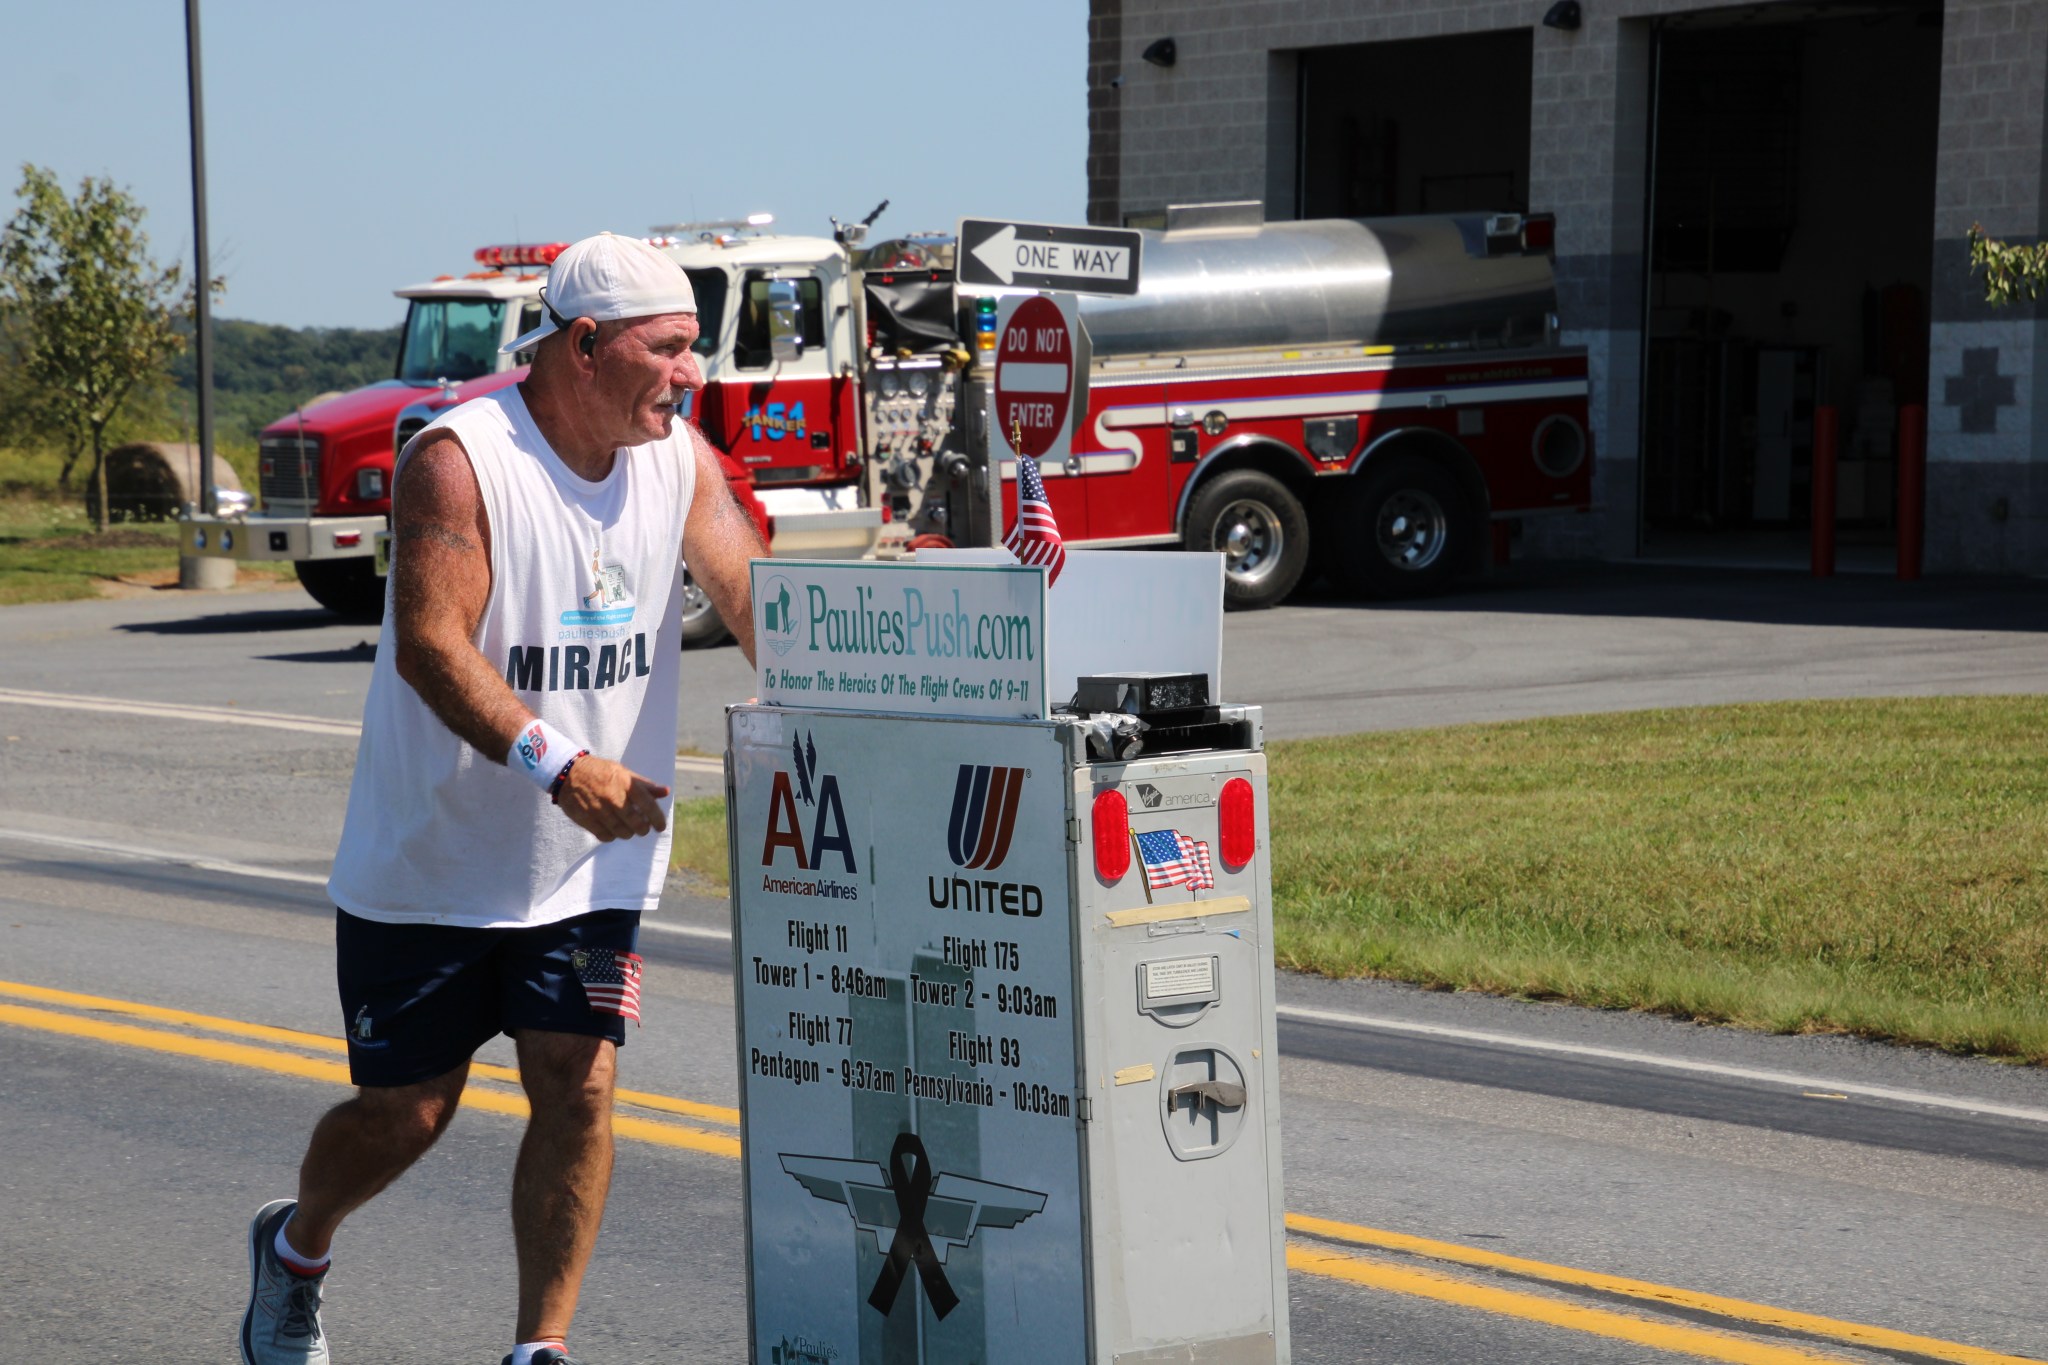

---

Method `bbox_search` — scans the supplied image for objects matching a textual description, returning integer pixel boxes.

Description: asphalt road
[2,565,2046,1361]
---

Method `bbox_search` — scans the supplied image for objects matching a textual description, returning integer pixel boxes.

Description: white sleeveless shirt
[328,386,697,928]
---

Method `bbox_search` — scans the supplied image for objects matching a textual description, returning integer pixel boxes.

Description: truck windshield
[685,268,725,359]
[397,298,505,382]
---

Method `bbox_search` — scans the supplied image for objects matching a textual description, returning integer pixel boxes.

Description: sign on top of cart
[958,218,1144,296]
[751,559,1051,720]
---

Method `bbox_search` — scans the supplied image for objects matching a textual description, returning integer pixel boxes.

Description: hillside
[168,318,401,445]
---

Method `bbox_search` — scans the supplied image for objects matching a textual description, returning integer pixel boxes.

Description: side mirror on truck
[767,278,804,363]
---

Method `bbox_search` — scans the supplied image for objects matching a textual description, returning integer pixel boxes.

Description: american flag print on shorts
[1004,452,1067,585]
[571,948,643,1024]
[1134,829,1215,891]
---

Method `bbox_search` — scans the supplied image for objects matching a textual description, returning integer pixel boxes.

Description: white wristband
[509,718,582,792]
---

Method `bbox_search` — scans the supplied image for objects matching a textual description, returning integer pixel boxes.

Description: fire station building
[1086,0,2045,574]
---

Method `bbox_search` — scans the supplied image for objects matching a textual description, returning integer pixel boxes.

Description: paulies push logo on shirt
[563,553,634,627]
[761,730,858,877]
[503,557,651,694]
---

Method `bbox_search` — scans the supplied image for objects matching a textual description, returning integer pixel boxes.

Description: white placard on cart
[1044,550,1223,708]
[751,559,1050,719]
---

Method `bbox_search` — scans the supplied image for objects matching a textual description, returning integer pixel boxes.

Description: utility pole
[181,0,233,589]
[185,0,216,515]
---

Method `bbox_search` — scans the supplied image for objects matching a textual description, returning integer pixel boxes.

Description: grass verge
[0,488,293,606]
[1273,696,2048,1061]
[673,697,2048,1062]
[667,796,732,895]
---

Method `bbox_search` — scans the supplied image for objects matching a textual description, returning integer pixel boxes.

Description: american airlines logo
[762,730,857,875]
[946,765,1027,870]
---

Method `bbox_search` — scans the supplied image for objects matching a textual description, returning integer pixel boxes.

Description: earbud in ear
[580,331,596,357]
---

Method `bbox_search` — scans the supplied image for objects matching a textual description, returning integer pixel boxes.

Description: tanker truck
[943,203,1594,608]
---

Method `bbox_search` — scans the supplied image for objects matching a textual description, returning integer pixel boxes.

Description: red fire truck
[181,256,551,616]
[190,219,958,625]
[620,206,1593,612]
[953,204,1595,608]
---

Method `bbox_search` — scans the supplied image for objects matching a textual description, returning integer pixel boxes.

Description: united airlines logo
[947,764,1026,870]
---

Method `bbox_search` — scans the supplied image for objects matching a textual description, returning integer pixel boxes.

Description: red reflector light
[1219,777,1255,869]
[473,242,568,268]
[1092,790,1130,881]
[1522,215,1556,253]
[334,531,362,549]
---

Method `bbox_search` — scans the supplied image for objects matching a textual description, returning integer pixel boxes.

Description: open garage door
[1639,1,1941,568]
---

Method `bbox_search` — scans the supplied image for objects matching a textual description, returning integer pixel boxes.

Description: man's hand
[555,756,672,842]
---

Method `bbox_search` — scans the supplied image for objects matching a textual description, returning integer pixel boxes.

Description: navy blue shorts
[336,907,643,1088]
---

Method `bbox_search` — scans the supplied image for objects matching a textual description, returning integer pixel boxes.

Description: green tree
[1966,223,2048,306]
[0,164,191,530]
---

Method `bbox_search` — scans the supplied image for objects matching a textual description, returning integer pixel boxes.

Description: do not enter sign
[994,295,1076,460]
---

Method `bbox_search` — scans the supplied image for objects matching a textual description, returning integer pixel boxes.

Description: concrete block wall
[1926,0,2048,573]
[1091,0,2048,575]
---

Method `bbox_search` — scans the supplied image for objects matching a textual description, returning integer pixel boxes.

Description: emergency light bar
[646,213,775,245]
[473,243,568,268]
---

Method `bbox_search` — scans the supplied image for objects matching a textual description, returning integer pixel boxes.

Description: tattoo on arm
[394,517,477,555]
[389,437,530,763]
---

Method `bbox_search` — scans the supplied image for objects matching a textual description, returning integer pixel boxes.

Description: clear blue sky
[3,1,1088,329]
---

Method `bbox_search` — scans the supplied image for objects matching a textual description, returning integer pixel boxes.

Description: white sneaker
[240,1199,330,1364]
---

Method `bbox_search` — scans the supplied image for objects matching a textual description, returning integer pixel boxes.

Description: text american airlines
[759,732,859,901]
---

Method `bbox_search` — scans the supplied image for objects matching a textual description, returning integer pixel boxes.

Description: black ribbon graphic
[867,1131,961,1320]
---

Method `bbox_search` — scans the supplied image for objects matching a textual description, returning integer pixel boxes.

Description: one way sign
[957,218,1143,297]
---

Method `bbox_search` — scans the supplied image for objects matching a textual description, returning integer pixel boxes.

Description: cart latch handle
[1167,1081,1246,1112]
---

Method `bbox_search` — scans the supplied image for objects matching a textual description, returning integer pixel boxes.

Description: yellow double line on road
[0,978,2029,1365]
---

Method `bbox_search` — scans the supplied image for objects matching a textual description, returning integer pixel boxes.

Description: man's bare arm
[683,426,767,667]
[390,433,528,758]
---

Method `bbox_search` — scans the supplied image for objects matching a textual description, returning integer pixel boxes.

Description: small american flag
[1004,452,1066,585]
[572,948,644,1024]
[1134,829,1215,891]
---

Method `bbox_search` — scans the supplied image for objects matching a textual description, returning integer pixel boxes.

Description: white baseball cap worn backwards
[500,232,698,354]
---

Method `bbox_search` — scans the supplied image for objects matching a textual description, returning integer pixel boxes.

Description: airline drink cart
[728,553,1289,1365]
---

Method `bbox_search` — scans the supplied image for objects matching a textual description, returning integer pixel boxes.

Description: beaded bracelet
[549,750,592,805]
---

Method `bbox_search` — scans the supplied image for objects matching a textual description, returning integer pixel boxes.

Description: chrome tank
[1075,215,1557,361]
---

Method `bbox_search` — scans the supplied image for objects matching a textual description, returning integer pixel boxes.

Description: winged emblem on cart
[781,1138,1048,1320]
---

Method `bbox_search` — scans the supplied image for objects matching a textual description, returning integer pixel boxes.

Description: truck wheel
[679,568,732,649]
[294,558,385,622]
[1330,456,1471,598]
[1183,470,1311,611]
